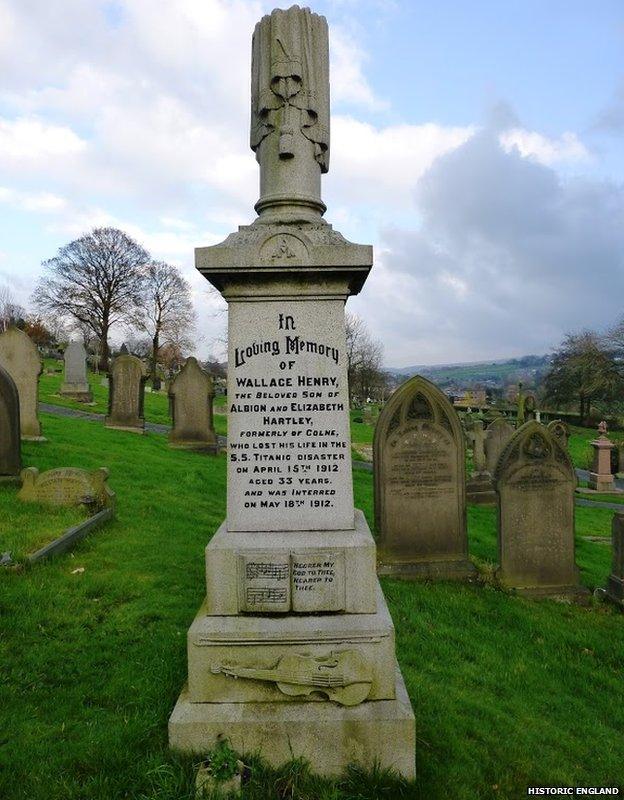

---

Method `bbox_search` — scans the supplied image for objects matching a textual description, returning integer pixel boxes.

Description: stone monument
[606,512,624,608]
[484,417,514,475]
[494,421,585,599]
[168,6,415,778]
[105,347,147,433]
[546,419,569,450]
[0,363,21,481]
[374,374,474,580]
[0,327,44,440]
[465,418,496,504]
[168,357,218,452]
[19,466,114,510]
[588,421,615,492]
[60,340,93,402]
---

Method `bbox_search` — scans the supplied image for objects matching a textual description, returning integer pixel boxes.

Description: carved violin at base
[210,650,373,707]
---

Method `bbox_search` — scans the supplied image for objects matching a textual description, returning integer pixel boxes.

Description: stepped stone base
[169,665,415,778]
[588,472,615,492]
[377,556,476,582]
[187,582,395,704]
[466,475,496,505]
[60,384,93,403]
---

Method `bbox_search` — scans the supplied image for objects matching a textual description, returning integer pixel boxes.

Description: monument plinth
[169,5,415,778]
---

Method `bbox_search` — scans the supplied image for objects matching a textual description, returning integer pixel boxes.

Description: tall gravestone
[168,6,415,777]
[606,512,624,608]
[60,340,92,402]
[374,375,474,579]
[168,357,218,452]
[105,349,147,433]
[0,364,21,480]
[484,417,514,475]
[494,421,585,598]
[0,327,43,440]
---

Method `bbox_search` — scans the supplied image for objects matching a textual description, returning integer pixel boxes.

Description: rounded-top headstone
[0,327,43,438]
[0,363,21,476]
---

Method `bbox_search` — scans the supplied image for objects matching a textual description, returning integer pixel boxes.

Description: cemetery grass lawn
[39,358,228,436]
[2,413,623,799]
[0,487,87,562]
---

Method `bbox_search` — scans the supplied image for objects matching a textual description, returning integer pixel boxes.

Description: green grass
[1,412,623,799]
[0,487,87,561]
[39,358,227,436]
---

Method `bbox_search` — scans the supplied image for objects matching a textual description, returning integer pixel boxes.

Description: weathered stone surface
[168,357,218,451]
[0,364,20,478]
[226,298,354,533]
[170,665,416,778]
[60,340,92,402]
[484,417,514,475]
[0,327,43,439]
[494,421,584,597]
[466,419,496,504]
[374,375,474,579]
[188,583,394,704]
[105,353,147,432]
[588,426,615,492]
[204,510,376,615]
[547,419,569,449]
[251,6,329,223]
[18,466,115,509]
[606,512,624,607]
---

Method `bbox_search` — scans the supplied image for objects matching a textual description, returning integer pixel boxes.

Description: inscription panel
[227,300,353,532]
[237,550,345,613]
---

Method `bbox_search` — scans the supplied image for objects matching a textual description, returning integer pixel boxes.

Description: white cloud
[0,186,67,213]
[499,128,589,166]
[330,26,386,111]
[0,117,86,160]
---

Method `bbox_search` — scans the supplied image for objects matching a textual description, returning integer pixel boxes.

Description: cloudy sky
[1,0,623,366]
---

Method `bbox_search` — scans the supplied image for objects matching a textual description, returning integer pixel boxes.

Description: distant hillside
[387,355,551,390]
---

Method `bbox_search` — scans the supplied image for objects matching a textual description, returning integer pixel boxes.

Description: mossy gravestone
[60,340,92,402]
[546,419,570,449]
[494,421,585,599]
[0,327,43,440]
[168,357,218,452]
[484,417,514,475]
[105,351,147,433]
[0,363,20,479]
[374,375,474,580]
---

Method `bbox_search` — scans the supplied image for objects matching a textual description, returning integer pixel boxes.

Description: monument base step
[377,557,476,582]
[187,581,395,703]
[466,476,497,505]
[204,509,377,615]
[500,582,591,602]
[21,436,47,443]
[168,440,219,453]
[588,472,615,492]
[104,421,145,434]
[169,665,415,779]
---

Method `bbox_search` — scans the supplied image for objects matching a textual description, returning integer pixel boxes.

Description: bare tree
[345,312,385,405]
[134,261,195,388]
[0,284,25,333]
[32,227,149,370]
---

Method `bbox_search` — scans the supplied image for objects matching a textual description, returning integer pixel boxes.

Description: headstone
[606,512,624,608]
[618,443,624,475]
[0,364,21,480]
[105,352,147,433]
[168,357,218,452]
[168,6,415,779]
[484,417,514,474]
[374,374,474,579]
[0,327,44,440]
[60,340,93,402]
[18,467,114,509]
[494,420,585,598]
[465,419,496,504]
[588,422,615,492]
[547,419,569,450]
